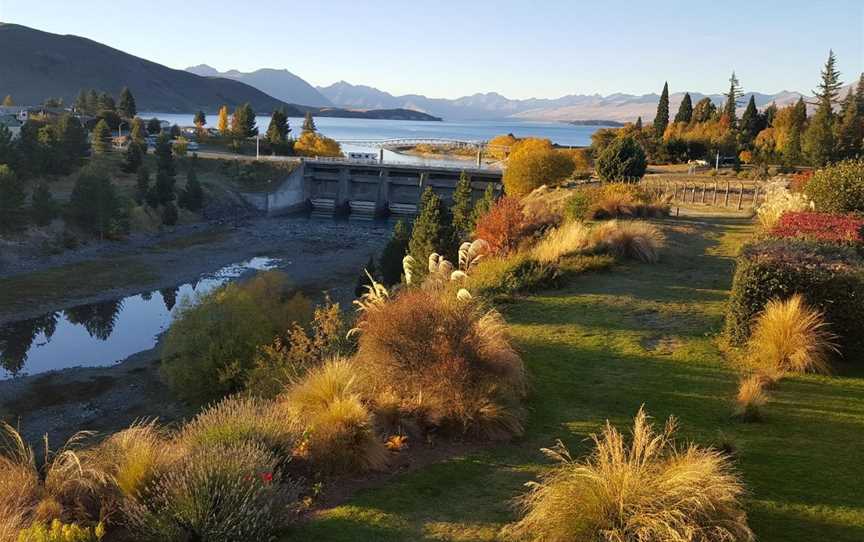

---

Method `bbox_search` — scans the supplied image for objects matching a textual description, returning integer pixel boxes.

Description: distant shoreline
[566,119,626,127]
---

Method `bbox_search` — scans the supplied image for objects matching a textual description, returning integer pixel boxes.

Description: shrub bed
[725,238,864,360]
[804,159,864,214]
[769,211,864,247]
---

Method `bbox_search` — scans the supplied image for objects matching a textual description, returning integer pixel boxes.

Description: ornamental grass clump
[123,442,297,542]
[747,294,839,376]
[505,407,753,542]
[734,375,768,422]
[532,221,595,263]
[591,220,665,263]
[755,180,812,228]
[281,358,386,473]
[353,288,526,439]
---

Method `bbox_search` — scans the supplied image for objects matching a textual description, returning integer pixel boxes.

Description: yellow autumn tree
[217,105,229,136]
[2,95,13,106]
[502,138,575,196]
[486,133,518,160]
[294,131,342,157]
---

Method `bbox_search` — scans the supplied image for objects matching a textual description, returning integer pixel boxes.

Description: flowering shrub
[770,212,864,246]
[755,180,812,228]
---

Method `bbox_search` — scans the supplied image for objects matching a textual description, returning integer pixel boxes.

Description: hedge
[724,238,864,360]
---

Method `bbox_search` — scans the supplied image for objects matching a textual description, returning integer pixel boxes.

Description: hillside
[318,81,812,122]
[186,64,333,107]
[0,23,294,113]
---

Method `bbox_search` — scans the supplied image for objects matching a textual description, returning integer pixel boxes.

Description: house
[0,114,22,139]
[0,105,29,123]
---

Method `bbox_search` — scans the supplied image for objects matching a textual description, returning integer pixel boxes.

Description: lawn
[289,217,864,541]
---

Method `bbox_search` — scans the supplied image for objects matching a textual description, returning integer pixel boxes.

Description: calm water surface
[0,257,279,380]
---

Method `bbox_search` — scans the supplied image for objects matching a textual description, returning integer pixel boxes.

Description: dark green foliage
[451,172,474,241]
[472,183,496,226]
[674,92,693,123]
[97,109,121,131]
[69,167,123,239]
[74,90,88,114]
[803,108,835,166]
[835,90,863,159]
[814,49,843,114]
[179,165,204,211]
[91,119,112,154]
[232,103,258,138]
[118,86,136,118]
[193,110,206,128]
[692,97,717,123]
[170,124,181,139]
[154,134,176,204]
[653,82,669,136]
[355,256,378,297]
[595,136,647,182]
[724,72,742,127]
[86,90,99,115]
[564,190,593,221]
[804,159,864,213]
[121,141,144,173]
[266,109,291,152]
[161,201,178,226]
[763,102,778,126]
[409,187,453,269]
[741,95,760,144]
[0,164,26,230]
[302,112,317,133]
[466,252,559,299]
[30,181,58,226]
[147,117,162,135]
[98,91,116,111]
[57,114,89,168]
[0,124,15,167]
[378,220,410,286]
[724,238,864,359]
[135,165,151,205]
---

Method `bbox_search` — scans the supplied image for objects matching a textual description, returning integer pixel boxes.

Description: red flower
[770,212,864,246]
[259,472,274,484]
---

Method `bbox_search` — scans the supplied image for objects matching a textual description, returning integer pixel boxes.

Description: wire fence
[641,178,764,210]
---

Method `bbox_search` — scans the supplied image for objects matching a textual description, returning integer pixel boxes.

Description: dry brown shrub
[591,220,665,263]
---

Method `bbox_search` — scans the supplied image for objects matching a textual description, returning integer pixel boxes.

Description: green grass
[288,217,864,541]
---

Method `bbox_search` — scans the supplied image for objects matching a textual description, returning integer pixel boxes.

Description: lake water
[0,257,280,380]
[140,114,606,147]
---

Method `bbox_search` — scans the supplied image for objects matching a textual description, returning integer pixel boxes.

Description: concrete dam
[245,159,503,218]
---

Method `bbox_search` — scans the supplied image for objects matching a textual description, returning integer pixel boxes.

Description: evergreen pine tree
[135,165,151,205]
[266,109,290,150]
[379,219,410,286]
[302,112,317,133]
[90,119,112,154]
[740,95,760,144]
[813,50,843,117]
[58,114,89,166]
[147,117,162,135]
[834,89,862,159]
[70,168,121,239]
[0,123,15,167]
[179,164,204,211]
[450,171,475,241]
[31,181,58,226]
[723,72,743,128]
[653,82,670,136]
[635,116,643,130]
[86,90,99,115]
[408,187,451,272]
[98,92,116,112]
[154,134,176,204]
[472,183,496,224]
[118,87,137,119]
[763,102,778,127]
[354,256,378,297]
[161,202,178,226]
[193,111,206,131]
[231,103,258,138]
[674,92,693,123]
[121,141,144,173]
[74,90,88,113]
[0,165,26,231]
[692,97,716,123]
[856,74,864,117]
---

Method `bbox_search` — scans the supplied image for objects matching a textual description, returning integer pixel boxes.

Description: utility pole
[256,135,260,160]
[715,151,720,171]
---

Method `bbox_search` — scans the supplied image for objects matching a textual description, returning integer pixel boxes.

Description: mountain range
[185,64,332,107]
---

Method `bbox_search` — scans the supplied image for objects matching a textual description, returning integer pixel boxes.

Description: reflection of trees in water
[160,287,179,312]
[141,291,153,301]
[0,312,59,375]
[64,299,124,341]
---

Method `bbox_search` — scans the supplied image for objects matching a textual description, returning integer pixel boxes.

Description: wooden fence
[640,178,764,210]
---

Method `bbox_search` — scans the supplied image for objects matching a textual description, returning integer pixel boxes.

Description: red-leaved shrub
[789,170,814,193]
[473,196,527,255]
[770,212,864,247]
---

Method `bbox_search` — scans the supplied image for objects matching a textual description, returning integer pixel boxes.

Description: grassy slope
[290,217,864,542]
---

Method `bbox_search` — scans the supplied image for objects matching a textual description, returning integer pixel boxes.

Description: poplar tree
[118,87,137,118]
[91,119,112,154]
[653,82,669,136]
[674,92,693,123]
[217,106,229,135]
[450,171,474,240]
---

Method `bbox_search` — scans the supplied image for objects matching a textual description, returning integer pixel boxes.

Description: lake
[140,114,607,147]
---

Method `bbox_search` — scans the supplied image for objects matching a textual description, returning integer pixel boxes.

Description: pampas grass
[505,407,753,542]
[734,375,768,422]
[748,294,839,376]
[532,221,595,263]
[281,358,387,473]
[591,220,665,263]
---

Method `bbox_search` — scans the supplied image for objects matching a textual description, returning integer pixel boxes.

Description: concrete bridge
[248,159,503,218]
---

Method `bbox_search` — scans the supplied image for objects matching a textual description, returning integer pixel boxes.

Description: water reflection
[0,257,279,379]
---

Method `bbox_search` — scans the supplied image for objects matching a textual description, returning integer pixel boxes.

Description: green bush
[564,190,593,222]
[161,271,312,403]
[595,136,647,182]
[724,238,864,360]
[466,252,559,298]
[804,159,864,213]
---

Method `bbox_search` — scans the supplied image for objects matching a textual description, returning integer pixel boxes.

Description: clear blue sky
[1,0,861,99]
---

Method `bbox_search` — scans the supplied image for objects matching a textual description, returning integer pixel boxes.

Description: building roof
[0,115,22,128]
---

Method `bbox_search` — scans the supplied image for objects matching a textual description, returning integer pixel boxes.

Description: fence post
[724,181,730,207]
[692,183,698,203]
[712,182,718,206]
[700,183,706,204]
[737,183,744,210]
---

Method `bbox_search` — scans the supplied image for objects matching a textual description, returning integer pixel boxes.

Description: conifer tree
[74,90,88,113]
[856,74,864,117]
[472,182,496,224]
[813,50,842,118]
[803,52,844,166]
[692,97,716,123]
[834,89,862,159]
[147,117,162,135]
[379,219,410,286]
[91,119,112,154]
[723,72,743,128]
[266,109,290,151]
[740,95,760,144]
[179,163,204,211]
[161,202,178,226]
[193,111,206,133]
[154,133,176,204]
[121,141,144,173]
[98,92,116,112]
[70,168,121,239]
[763,102,778,127]
[302,112,317,133]
[450,171,474,241]
[118,87,137,119]
[0,123,14,166]
[674,92,693,123]
[217,106,229,136]
[58,114,89,166]
[231,103,258,139]
[408,187,451,271]
[653,82,670,136]
[635,116,643,130]
[86,90,99,115]
[135,165,151,205]
[0,165,25,230]
[31,181,58,226]
[130,117,147,151]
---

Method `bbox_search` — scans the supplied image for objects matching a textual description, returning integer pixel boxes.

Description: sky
[1,0,862,99]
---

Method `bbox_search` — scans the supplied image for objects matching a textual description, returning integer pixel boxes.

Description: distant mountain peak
[183,65,331,107]
[185,63,219,77]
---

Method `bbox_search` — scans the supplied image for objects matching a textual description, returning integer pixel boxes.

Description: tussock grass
[282,358,387,473]
[505,407,753,542]
[747,294,839,376]
[734,375,768,422]
[532,221,595,264]
[354,288,526,439]
[591,220,665,263]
